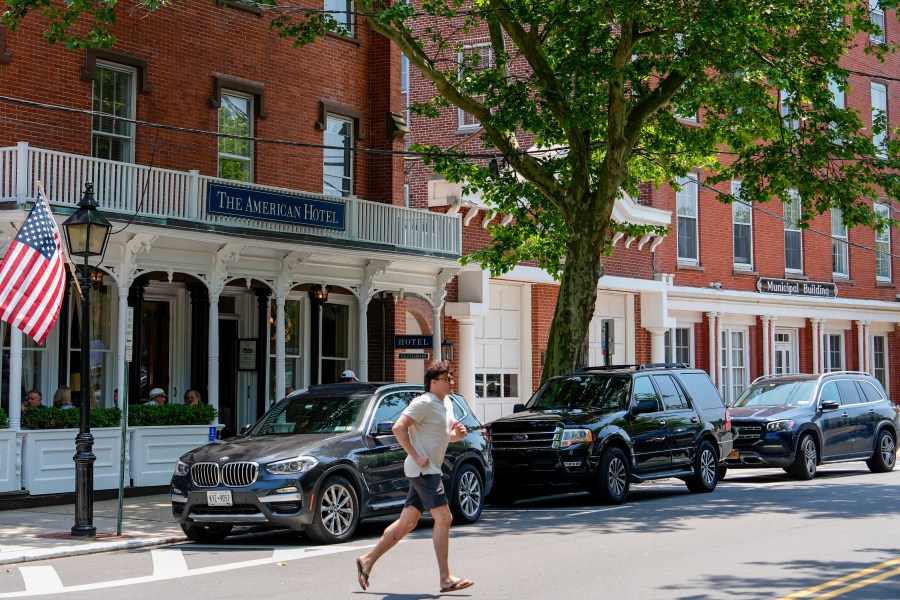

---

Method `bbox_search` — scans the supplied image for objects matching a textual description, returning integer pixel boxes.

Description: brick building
[404,4,900,417]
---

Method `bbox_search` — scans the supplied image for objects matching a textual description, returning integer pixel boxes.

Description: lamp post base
[72,431,96,537]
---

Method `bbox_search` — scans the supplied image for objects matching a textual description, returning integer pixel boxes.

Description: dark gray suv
[171,383,493,544]
[724,371,899,480]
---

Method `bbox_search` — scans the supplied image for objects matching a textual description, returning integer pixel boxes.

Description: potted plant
[128,404,219,486]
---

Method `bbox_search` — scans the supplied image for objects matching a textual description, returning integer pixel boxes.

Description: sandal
[440,578,474,593]
[356,557,370,590]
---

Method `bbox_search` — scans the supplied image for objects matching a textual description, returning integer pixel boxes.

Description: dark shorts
[404,474,448,512]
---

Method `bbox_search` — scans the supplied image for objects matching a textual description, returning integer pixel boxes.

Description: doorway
[140,300,170,401]
[218,319,238,437]
[773,329,797,375]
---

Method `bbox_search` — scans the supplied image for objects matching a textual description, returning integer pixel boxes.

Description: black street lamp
[62,182,111,538]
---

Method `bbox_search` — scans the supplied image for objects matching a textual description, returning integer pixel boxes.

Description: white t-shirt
[401,392,454,477]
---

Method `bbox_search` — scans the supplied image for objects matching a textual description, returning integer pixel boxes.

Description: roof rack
[637,362,690,371]
[576,365,637,372]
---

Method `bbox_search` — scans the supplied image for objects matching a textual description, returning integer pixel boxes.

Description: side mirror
[238,424,252,436]
[512,403,526,413]
[820,400,840,411]
[631,398,660,415]
[373,421,395,436]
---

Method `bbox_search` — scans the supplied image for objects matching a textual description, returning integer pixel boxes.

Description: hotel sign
[207,182,346,230]
[757,277,837,299]
[394,335,433,349]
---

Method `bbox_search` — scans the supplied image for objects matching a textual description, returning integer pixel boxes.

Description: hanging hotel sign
[394,335,433,349]
[399,352,430,360]
[207,182,346,230]
[757,277,838,299]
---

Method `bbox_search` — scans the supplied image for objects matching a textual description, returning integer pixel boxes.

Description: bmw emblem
[220,456,229,461]
[512,434,529,441]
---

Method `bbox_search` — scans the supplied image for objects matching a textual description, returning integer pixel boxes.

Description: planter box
[21,428,125,495]
[129,425,218,487]
[0,430,20,493]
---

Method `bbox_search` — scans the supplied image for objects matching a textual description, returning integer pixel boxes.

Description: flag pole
[37,180,83,299]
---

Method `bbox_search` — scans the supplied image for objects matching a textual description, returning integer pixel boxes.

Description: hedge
[19,404,217,429]
[22,407,121,429]
[126,403,218,426]
[0,407,7,428]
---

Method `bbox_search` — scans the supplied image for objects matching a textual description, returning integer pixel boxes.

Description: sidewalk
[0,494,186,565]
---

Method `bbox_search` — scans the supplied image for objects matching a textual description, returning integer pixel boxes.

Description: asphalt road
[1,464,898,599]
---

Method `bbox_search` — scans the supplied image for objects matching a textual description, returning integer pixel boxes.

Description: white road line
[18,566,63,594]
[0,544,373,598]
[563,506,628,517]
[151,548,189,575]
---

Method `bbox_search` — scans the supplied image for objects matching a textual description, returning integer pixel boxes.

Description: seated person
[53,386,75,409]
[145,388,167,405]
[184,388,202,406]
[25,389,45,409]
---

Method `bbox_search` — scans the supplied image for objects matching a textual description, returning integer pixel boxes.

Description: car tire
[866,429,897,473]
[449,463,484,524]
[306,475,359,544]
[181,522,233,543]
[685,441,718,493]
[591,447,630,505]
[788,434,817,480]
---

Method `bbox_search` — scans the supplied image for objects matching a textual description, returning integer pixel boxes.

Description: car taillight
[481,427,491,444]
[725,409,732,431]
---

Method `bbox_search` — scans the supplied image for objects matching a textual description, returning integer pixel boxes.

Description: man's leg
[430,505,454,586]
[357,505,421,584]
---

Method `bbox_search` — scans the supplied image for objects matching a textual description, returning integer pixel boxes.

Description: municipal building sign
[207,182,346,230]
[757,277,837,299]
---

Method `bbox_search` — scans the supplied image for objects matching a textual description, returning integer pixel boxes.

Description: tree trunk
[540,223,606,382]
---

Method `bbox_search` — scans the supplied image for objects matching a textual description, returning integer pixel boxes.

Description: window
[836,380,863,405]
[822,333,843,372]
[780,88,799,130]
[831,208,849,277]
[653,375,689,410]
[632,377,661,411]
[732,180,752,269]
[218,91,253,182]
[324,0,354,36]
[873,335,887,390]
[320,303,351,384]
[720,329,747,404]
[0,322,47,409]
[664,327,692,365]
[875,203,892,281]
[92,62,135,162]
[68,281,113,408]
[871,82,887,157]
[774,330,797,375]
[323,115,353,197]
[401,53,410,133]
[870,0,885,44]
[457,44,492,129]
[784,190,803,273]
[371,392,416,430]
[268,298,303,403]
[676,174,699,263]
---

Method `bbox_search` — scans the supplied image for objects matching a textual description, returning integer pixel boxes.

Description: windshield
[528,376,631,412]
[732,380,816,408]
[250,393,370,436]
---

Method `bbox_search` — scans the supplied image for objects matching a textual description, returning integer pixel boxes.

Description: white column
[275,295,286,398]
[761,316,771,376]
[707,312,717,386]
[208,294,220,414]
[769,316,778,374]
[865,323,874,376]
[116,286,128,416]
[717,312,725,387]
[456,317,477,405]
[358,300,368,381]
[857,320,866,372]
[8,328,22,430]
[811,318,820,373]
[648,328,667,363]
[432,306,442,362]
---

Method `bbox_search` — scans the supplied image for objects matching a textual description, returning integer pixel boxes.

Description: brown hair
[424,360,451,393]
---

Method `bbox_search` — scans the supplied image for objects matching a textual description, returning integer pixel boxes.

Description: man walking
[355,360,474,593]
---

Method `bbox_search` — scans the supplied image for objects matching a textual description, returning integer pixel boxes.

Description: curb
[0,535,188,566]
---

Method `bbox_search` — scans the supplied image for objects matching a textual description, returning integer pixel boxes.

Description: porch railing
[0,142,462,256]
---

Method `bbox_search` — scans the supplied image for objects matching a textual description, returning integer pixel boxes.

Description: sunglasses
[436,375,455,383]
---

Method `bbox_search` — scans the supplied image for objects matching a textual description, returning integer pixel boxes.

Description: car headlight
[553,428,593,448]
[766,420,795,432]
[265,456,319,475]
[174,460,190,476]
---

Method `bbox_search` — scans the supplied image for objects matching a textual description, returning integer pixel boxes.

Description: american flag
[0,190,66,344]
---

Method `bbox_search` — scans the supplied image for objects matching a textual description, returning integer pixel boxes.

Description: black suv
[171,383,493,544]
[724,371,899,480]
[487,364,733,505]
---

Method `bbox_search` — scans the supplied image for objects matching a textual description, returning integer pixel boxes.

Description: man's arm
[450,421,467,442]
[393,414,429,468]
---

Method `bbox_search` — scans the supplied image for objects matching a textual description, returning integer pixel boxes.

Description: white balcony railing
[0,142,462,256]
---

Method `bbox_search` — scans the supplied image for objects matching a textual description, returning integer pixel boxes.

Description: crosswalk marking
[18,566,63,594]
[151,549,189,575]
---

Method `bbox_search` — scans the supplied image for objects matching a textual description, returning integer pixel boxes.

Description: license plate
[207,490,233,507]
[728,450,739,459]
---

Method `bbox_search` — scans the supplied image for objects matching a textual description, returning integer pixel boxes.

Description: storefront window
[68,281,113,407]
[320,303,350,384]
[268,298,303,403]
[0,322,46,411]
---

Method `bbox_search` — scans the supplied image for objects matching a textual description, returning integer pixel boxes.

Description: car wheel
[181,522,233,543]
[449,463,484,524]
[717,466,727,481]
[685,441,718,493]
[788,434,817,480]
[866,429,897,473]
[306,475,359,544]
[591,447,630,505]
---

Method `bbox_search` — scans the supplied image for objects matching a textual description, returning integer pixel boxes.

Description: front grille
[191,462,221,487]
[190,461,259,488]
[491,427,559,449]
[191,504,261,516]
[732,422,763,442]
[222,462,259,487]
